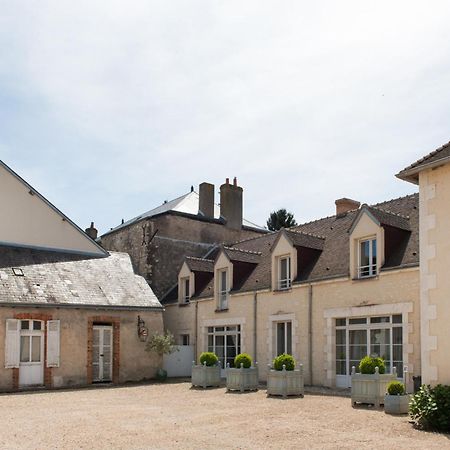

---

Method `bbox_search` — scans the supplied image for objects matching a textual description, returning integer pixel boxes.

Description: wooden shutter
[46,320,60,368]
[5,319,20,368]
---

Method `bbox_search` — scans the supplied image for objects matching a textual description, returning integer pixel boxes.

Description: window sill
[352,275,378,282]
[215,308,229,313]
[273,287,292,293]
[178,302,191,307]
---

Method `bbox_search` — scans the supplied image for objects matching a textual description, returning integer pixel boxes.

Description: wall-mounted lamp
[137,315,149,342]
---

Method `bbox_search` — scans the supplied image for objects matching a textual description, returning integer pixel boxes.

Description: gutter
[0,302,164,311]
[396,155,450,184]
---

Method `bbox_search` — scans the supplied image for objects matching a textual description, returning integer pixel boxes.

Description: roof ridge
[369,192,418,209]
[223,246,262,256]
[369,205,410,220]
[286,228,326,240]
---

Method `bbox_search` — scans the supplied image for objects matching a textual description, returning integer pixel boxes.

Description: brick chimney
[85,222,98,240]
[335,198,360,216]
[198,182,215,219]
[220,177,243,230]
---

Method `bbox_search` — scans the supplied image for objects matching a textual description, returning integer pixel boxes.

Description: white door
[92,325,113,382]
[163,345,195,377]
[19,320,44,387]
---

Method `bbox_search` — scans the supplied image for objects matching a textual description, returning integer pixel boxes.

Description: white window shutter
[47,320,60,368]
[5,319,20,368]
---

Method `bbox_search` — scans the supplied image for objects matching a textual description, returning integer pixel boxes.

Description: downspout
[253,290,257,362]
[308,283,313,386]
[195,300,199,363]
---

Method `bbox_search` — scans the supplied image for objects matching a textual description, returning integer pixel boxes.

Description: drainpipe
[308,283,313,386]
[195,300,199,363]
[253,280,259,363]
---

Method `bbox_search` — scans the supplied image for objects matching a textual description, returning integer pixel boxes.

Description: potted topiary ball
[351,356,397,408]
[191,352,221,388]
[226,353,258,392]
[384,380,410,414]
[266,353,304,397]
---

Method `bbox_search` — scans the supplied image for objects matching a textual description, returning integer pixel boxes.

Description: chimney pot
[233,177,237,186]
[335,198,360,216]
[85,222,98,240]
[226,177,230,185]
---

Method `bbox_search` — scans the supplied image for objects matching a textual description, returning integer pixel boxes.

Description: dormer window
[359,237,377,278]
[278,256,291,290]
[182,277,190,303]
[218,269,228,310]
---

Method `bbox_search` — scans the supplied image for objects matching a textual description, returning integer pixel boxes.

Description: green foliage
[234,353,252,369]
[199,352,219,367]
[387,381,405,396]
[410,384,450,431]
[145,331,176,356]
[273,353,296,371]
[359,356,386,374]
[266,209,298,231]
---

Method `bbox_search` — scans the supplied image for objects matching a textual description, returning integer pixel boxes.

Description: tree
[266,209,297,231]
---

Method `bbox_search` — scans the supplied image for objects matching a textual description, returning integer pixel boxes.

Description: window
[278,256,291,290]
[218,269,228,310]
[181,277,190,303]
[207,325,241,368]
[276,321,292,356]
[358,238,377,278]
[19,320,43,363]
[180,334,190,346]
[335,314,403,383]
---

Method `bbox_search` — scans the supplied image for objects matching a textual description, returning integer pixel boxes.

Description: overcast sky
[1,1,449,233]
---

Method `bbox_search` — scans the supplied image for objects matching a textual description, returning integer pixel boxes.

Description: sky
[1,1,449,234]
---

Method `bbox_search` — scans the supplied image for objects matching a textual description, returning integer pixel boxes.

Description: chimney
[220,177,243,230]
[335,198,360,216]
[198,182,215,219]
[85,222,98,240]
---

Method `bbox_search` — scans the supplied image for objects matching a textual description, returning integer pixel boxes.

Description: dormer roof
[185,256,214,273]
[349,205,411,234]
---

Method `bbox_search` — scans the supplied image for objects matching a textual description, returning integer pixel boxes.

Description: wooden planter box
[384,394,411,414]
[191,363,221,388]
[266,364,304,397]
[351,367,396,407]
[226,364,259,392]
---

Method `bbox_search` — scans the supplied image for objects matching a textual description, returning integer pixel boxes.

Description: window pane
[349,318,367,325]
[336,329,346,345]
[360,241,370,267]
[372,239,377,265]
[277,323,285,356]
[286,322,292,355]
[370,316,390,324]
[393,327,403,345]
[336,318,346,327]
[31,336,41,362]
[33,321,42,330]
[221,271,227,291]
[20,336,30,362]
[184,279,190,298]
[336,360,346,375]
[280,258,288,280]
[21,320,29,330]
[392,314,402,324]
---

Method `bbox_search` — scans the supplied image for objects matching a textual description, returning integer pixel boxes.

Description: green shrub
[199,352,219,367]
[410,384,450,431]
[387,381,405,396]
[234,353,252,369]
[273,353,296,371]
[359,356,385,374]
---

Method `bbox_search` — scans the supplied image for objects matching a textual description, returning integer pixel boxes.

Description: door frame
[87,316,120,384]
[18,321,45,387]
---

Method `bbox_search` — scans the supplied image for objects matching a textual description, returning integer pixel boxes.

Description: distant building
[0,161,163,392]
[100,178,267,301]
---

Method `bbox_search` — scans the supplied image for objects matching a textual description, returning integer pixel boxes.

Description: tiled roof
[397,141,450,183]
[185,257,214,273]
[223,246,262,264]
[171,193,419,301]
[0,246,162,309]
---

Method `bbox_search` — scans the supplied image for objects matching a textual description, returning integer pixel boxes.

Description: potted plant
[191,352,221,388]
[226,353,258,392]
[145,331,177,381]
[384,380,410,414]
[266,353,304,397]
[351,356,396,407]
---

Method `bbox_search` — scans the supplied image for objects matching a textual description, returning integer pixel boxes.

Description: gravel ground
[0,381,448,450]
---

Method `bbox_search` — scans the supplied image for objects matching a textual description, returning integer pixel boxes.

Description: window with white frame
[278,256,291,290]
[335,314,403,379]
[275,321,292,356]
[358,237,377,278]
[218,269,228,310]
[207,325,241,368]
[180,334,190,346]
[181,277,190,303]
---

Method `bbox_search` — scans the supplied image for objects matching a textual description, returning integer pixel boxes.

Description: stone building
[0,160,163,392]
[100,178,267,301]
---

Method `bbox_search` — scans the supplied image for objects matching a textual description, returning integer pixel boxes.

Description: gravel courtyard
[0,382,448,450]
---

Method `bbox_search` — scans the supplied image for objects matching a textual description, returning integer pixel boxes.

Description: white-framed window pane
[276,321,292,356]
[21,320,29,330]
[20,336,30,362]
[184,278,190,301]
[31,336,41,362]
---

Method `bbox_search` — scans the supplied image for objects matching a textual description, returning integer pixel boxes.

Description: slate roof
[223,247,262,264]
[0,246,162,309]
[102,190,265,236]
[397,141,450,183]
[186,257,214,273]
[165,193,419,302]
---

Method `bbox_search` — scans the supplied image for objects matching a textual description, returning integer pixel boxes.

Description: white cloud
[1,0,450,231]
